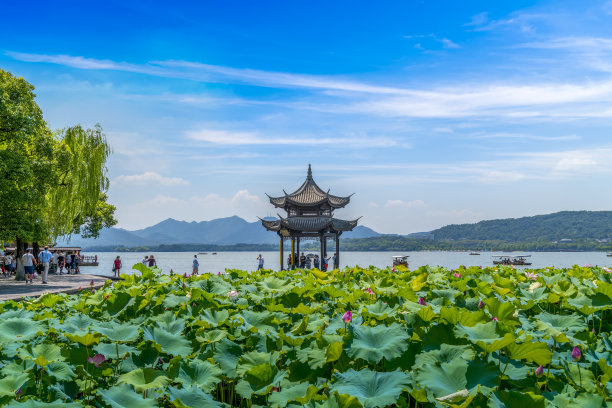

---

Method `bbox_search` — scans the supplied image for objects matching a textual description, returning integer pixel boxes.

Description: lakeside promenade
[0,273,108,301]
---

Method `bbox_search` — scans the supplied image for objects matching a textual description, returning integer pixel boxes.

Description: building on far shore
[260,164,360,270]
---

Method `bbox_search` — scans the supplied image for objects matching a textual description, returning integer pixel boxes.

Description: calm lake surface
[83,251,612,277]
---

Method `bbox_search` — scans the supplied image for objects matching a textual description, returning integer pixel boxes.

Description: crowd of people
[1,247,82,283]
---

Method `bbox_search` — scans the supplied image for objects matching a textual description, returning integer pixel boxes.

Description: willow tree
[45,124,117,240]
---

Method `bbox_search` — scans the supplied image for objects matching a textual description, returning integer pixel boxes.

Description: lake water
[82,251,612,277]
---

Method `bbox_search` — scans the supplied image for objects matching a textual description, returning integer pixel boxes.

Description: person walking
[257,254,264,270]
[38,246,53,284]
[58,252,65,275]
[192,255,199,275]
[113,256,122,278]
[22,249,37,284]
[51,251,59,275]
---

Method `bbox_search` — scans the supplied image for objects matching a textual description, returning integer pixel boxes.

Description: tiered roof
[266,165,352,209]
[261,216,359,233]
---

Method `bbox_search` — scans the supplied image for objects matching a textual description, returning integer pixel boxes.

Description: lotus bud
[158,357,164,365]
[90,279,94,287]
[453,273,461,278]
[491,317,498,321]
[91,289,95,294]
[592,328,596,333]
[535,365,544,377]
[271,386,278,393]
[418,297,427,306]
[15,388,21,396]
[392,267,396,272]
[183,272,187,278]
[105,294,109,300]
[182,281,186,288]
[170,269,174,275]
[78,286,82,291]
[572,346,581,361]
[478,300,485,308]
[366,288,374,295]
[342,310,352,323]
[585,263,590,267]
[87,354,106,367]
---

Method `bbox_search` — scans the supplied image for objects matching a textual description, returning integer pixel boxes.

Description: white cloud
[384,199,426,208]
[553,157,598,171]
[440,38,460,49]
[186,128,399,147]
[113,172,189,186]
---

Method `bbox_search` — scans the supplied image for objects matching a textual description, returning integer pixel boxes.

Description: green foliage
[1,263,611,406]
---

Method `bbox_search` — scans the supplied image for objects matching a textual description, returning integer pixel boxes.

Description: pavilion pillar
[296,237,300,268]
[291,237,295,269]
[280,236,284,270]
[319,233,324,270]
[335,234,340,269]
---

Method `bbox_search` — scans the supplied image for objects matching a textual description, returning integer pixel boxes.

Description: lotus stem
[576,361,582,388]
[544,340,556,391]
[600,310,605,334]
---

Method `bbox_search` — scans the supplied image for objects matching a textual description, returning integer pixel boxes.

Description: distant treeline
[85,237,612,252]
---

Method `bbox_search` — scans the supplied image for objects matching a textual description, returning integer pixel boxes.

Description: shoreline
[0,273,109,302]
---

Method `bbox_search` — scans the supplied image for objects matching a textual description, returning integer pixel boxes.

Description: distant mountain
[61,216,381,249]
[430,211,612,242]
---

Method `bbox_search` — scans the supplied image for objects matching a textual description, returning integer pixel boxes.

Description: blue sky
[2,0,612,233]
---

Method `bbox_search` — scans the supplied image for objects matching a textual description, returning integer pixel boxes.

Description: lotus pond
[0,263,611,407]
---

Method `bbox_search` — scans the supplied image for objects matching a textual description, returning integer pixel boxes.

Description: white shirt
[22,253,35,267]
[52,252,59,264]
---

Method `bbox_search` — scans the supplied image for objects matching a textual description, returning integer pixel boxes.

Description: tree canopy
[0,69,116,246]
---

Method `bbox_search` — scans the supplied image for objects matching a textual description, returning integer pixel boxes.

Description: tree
[1,69,116,280]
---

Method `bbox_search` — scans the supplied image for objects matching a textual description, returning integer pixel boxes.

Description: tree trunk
[15,238,25,281]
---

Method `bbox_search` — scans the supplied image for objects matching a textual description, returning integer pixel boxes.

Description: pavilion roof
[267,165,352,208]
[261,215,359,233]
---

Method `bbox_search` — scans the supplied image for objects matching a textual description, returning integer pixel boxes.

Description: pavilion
[260,165,360,270]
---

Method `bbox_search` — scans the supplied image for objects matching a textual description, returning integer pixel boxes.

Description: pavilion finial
[307,164,312,180]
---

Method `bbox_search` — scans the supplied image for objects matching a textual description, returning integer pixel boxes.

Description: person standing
[314,254,320,270]
[257,254,264,270]
[192,255,199,275]
[51,251,59,275]
[22,249,37,284]
[148,255,156,267]
[38,246,53,284]
[58,252,65,275]
[4,253,14,276]
[74,251,80,274]
[113,256,122,278]
[299,252,306,268]
[142,255,149,265]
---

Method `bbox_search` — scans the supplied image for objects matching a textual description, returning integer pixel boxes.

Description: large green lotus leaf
[534,312,586,342]
[0,318,43,344]
[347,323,409,363]
[20,343,64,366]
[256,276,293,294]
[98,383,158,408]
[94,342,137,359]
[163,293,190,308]
[0,309,35,320]
[363,300,399,319]
[0,373,30,397]
[56,314,95,334]
[65,332,100,347]
[103,291,133,316]
[488,354,529,380]
[268,381,318,408]
[296,342,327,369]
[167,385,222,408]
[415,360,468,398]
[154,314,186,335]
[567,294,612,313]
[46,362,77,381]
[212,338,242,378]
[96,322,140,342]
[5,400,83,408]
[177,360,222,392]
[117,368,170,392]
[432,288,461,303]
[505,341,552,366]
[238,351,282,376]
[490,390,545,408]
[465,359,499,396]
[551,281,577,298]
[440,307,487,326]
[1,360,31,377]
[414,344,475,368]
[196,329,227,343]
[484,299,520,326]
[518,287,547,303]
[235,363,287,398]
[143,327,193,356]
[237,310,279,335]
[550,392,606,408]
[205,276,234,296]
[199,310,230,328]
[330,368,410,408]
[454,322,515,353]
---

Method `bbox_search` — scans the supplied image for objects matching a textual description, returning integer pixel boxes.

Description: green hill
[430,211,612,242]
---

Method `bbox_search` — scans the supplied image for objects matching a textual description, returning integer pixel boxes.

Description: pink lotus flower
[91,289,95,294]
[365,288,374,295]
[453,273,461,278]
[183,273,187,278]
[535,365,544,377]
[392,267,396,272]
[87,354,106,367]
[90,280,94,287]
[478,300,485,308]
[492,317,498,322]
[105,294,109,300]
[585,263,591,267]
[342,310,352,323]
[271,386,278,393]
[572,346,581,361]
[217,272,221,275]
[227,290,239,298]
[418,297,427,306]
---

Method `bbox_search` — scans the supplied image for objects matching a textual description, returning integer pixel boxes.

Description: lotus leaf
[0,318,43,344]
[167,385,223,408]
[347,323,409,363]
[117,368,170,392]
[330,368,410,408]
[142,326,193,356]
[98,383,158,408]
[177,360,223,392]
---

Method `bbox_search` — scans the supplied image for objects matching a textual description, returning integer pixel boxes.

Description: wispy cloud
[520,36,612,72]
[186,128,400,147]
[113,172,189,186]
[465,11,544,32]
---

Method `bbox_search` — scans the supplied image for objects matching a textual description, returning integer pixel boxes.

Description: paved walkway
[0,273,109,301]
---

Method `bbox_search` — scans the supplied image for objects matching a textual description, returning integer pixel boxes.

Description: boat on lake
[392,255,409,267]
[607,253,612,257]
[469,252,480,255]
[493,255,532,266]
